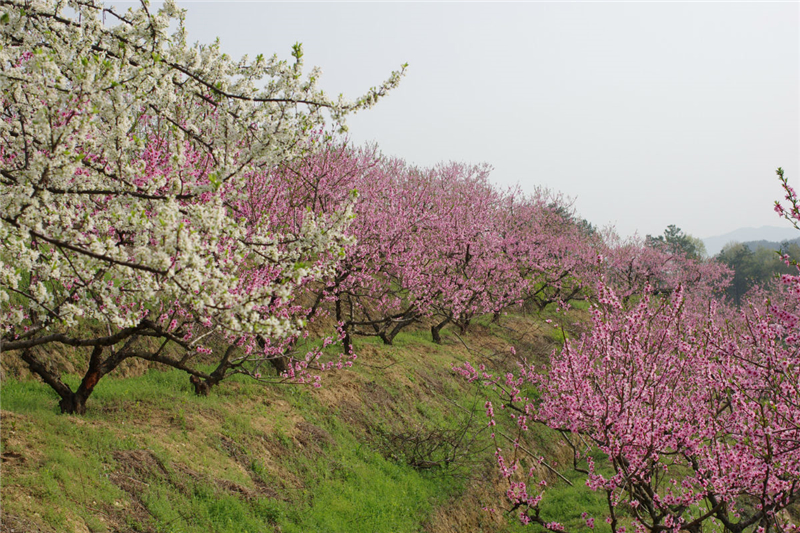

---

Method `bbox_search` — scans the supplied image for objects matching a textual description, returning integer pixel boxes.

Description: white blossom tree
[0,0,404,413]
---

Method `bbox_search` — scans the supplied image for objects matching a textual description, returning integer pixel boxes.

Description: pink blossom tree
[327,156,445,349]
[598,232,731,308]
[461,283,799,532]
[505,194,600,313]
[420,163,521,342]
[235,138,378,376]
[459,170,799,532]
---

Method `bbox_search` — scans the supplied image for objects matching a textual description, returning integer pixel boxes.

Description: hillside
[3,3,799,531]
[0,311,601,533]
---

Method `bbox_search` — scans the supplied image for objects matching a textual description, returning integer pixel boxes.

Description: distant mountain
[702,226,800,256]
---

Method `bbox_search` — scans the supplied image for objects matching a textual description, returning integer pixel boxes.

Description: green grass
[279,432,461,533]
[532,472,612,532]
[1,378,63,415]
[1,311,604,533]
[567,298,591,311]
[0,363,470,532]
[141,483,280,533]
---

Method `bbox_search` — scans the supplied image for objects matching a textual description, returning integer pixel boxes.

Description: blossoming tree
[237,138,377,376]
[328,156,444,350]
[0,0,403,412]
[459,170,798,532]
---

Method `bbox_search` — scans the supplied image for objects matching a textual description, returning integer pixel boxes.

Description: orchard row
[1,1,798,531]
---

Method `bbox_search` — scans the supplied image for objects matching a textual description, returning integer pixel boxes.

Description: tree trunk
[383,312,419,345]
[431,317,451,344]
[20,346,106,414]
[254,337,291,377]
[269,356,291,375]
[19,337,141,414]
[379,331,393,345]
[342,329,353,355]
[58,392,90,415]
[335,300,353,355]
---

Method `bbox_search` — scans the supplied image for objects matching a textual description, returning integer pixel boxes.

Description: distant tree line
[646,224,800,305]
[646,224,706,261]
[716,240,800,305]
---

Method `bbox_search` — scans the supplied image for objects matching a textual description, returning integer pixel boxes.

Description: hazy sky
[114,1,799,239]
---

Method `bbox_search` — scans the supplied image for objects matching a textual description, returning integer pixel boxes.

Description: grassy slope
[0,312,607,533]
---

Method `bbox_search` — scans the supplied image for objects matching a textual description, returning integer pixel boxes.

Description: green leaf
[209,172,221,191]
[291,42,303,60]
